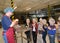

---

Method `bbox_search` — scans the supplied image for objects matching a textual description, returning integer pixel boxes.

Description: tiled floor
[0,28,58,43]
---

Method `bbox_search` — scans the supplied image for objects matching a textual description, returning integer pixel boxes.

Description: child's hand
[10,19,19,27]
[48,27,51,30]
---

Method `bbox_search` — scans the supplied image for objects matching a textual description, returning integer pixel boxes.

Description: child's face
[26,19,30,24]
[49,18,55,25]
[42,19,47,25]
[32,19,36,23]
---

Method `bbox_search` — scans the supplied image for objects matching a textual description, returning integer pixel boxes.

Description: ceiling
[0,0,60,12]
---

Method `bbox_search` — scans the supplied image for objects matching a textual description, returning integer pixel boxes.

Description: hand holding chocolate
[10,19,19,27]
[48,26,51,30]
[13,19,19,24]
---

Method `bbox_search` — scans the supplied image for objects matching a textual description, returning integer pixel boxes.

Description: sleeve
[3,16,11,28]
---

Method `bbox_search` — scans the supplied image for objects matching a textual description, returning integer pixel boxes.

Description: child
[56,17,60,43]
[42,19,48,43]
[48,17,56,43]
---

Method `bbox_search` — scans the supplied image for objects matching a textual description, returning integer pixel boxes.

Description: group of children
[1,7,60,43]
[25,17,60,43]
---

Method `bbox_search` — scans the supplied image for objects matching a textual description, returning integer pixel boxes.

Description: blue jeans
[48,34,55,43]
[42,31,47,43]
[3,33,8,43]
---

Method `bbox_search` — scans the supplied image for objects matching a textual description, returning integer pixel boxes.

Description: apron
[3,27,16,43]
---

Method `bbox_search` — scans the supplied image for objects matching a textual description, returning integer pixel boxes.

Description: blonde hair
[32,18,38,23]
[49,17,55,24]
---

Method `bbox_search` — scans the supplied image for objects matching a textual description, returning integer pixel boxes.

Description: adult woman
[25,18,31,43]
[32,18,38,43]
[48,17,56,43]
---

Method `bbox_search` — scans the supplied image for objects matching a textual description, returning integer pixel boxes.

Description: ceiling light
[26,8,31,10]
